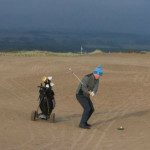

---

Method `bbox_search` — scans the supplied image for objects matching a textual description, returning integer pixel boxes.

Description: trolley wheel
[31,110,37,121]
[49,113,55,123]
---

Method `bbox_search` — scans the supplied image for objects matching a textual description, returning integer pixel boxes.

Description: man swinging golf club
[76,66,103,129]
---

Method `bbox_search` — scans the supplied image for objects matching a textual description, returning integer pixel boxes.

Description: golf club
[69,67,95,97]
[69,68,84,85]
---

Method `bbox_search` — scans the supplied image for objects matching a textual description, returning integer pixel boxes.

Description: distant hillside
[0,50,104,57]
[0,30,150,52]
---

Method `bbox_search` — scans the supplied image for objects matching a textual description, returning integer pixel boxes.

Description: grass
[0,50,80,57]
[0,50,104,57]
[0,49,149,57]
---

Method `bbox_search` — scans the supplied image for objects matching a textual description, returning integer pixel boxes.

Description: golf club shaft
[72,72,84,85]
[69,68,85,86]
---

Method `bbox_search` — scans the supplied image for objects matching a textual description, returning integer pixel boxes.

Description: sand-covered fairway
[0,53,150,150]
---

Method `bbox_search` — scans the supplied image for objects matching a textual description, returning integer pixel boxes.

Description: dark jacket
[76,73,99,97]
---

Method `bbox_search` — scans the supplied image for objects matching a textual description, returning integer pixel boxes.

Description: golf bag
[38,77,56,119]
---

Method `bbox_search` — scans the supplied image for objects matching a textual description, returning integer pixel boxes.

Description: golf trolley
[31,76,56,123]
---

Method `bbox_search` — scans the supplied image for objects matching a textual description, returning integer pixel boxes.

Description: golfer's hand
[89,91,95,96]
[89,91,92,95]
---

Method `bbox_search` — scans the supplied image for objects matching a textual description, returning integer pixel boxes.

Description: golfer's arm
[81,76,89,94]
[93,80,99,94]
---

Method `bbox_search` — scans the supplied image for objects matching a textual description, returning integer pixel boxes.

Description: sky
[0,0,150,34]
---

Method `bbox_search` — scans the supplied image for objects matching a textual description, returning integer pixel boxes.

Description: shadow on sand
[92,108,150,126]
[55,109,150,126]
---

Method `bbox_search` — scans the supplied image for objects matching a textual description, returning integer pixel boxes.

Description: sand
[0,53,150,150]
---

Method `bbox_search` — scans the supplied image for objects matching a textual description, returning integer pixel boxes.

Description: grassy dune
[0,49,149,57]
[0,50,104,57]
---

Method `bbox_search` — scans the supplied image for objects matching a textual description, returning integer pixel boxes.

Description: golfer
[76,66,103,129]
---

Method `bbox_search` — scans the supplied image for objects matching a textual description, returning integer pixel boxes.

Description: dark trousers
[76,94,94,126]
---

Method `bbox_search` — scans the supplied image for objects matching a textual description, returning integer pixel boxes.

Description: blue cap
[93,66,103,76]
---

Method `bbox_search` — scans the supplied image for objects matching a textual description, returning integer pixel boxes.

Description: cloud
[0,0,150,34]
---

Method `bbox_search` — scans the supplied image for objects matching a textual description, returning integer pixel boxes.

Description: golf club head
[69,67,73,73]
